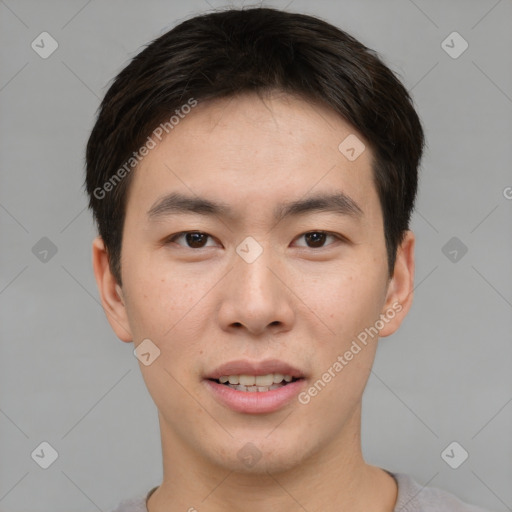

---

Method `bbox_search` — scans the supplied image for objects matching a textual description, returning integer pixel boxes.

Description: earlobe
[91,236,133,342]
[378,230,415,338]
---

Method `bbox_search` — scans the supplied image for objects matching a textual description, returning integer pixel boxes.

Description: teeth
[215,373,298,392]
[233,383,283,392]
[217,373,295,385]
[255,374,273,386]
[239,375,256,386]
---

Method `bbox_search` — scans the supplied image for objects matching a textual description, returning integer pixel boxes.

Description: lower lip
[203,379,306,414]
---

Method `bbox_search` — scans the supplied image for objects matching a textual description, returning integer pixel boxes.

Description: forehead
[127,91,381,226]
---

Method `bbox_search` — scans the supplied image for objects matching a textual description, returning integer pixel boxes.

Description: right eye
[165,231,220,249]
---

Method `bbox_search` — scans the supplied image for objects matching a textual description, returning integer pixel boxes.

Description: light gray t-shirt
[111,471,492,511]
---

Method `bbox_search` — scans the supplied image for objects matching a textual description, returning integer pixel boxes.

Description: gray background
[1,0,511,510]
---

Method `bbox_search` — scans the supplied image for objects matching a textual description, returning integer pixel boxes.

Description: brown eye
[295,231,339,249]
[166,231,215,248]
[185,232,209,248]
[304,232,328,248]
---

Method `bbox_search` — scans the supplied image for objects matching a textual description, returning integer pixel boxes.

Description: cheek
[122,257,216,356]
[297,260,387,341]
[122,256,175,335]
[295,267,386,427]
[341,277,385,336]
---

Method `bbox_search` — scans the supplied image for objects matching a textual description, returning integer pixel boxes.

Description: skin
[93,91,415,512]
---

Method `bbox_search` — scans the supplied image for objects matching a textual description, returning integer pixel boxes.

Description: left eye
[294,231,340,248]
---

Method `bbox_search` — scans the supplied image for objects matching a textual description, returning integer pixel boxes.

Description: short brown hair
[85,6,425,285]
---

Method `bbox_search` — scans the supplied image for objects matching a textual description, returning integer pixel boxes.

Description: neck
[147,404,397,512]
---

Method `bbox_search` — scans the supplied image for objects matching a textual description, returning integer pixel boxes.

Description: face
[93,91,414,475]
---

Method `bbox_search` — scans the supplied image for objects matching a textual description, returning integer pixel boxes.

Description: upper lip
[206,359,305,380]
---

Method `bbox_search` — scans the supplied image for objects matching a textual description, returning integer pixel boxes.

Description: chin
[208,435,312,476]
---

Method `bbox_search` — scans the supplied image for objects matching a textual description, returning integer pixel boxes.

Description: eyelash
[164,230,345,250]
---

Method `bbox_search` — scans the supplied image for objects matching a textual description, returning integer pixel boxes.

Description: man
[85,6,490,512]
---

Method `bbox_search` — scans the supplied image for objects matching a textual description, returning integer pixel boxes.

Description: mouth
[207,373,302,393]
[203,359,307,414]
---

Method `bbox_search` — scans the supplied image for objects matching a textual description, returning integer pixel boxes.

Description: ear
[92,236,133,343]
[378,230,415,338]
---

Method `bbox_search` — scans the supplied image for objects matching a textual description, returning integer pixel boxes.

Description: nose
[217,244,295,336]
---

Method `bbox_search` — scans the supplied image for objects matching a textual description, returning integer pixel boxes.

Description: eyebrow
[147,191,363,223]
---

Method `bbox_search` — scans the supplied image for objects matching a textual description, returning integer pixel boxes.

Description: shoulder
[391,472,493,512]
